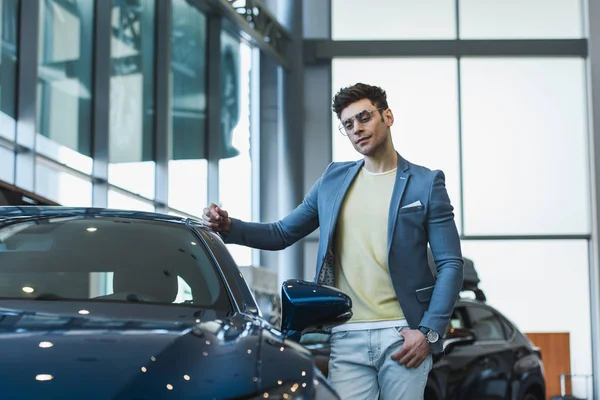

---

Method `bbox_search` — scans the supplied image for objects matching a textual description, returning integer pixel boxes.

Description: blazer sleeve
[223,164,332,250]
[419,170,464,335]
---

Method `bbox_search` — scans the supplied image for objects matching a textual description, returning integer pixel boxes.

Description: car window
[499,315,516,339]
[0,216,232,312]
[466,306,506,341]
[449,308,466,329]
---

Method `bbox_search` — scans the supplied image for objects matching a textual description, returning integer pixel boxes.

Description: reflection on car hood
[0,301,266,399]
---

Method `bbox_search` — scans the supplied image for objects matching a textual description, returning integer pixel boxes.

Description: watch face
[427,330,440,343]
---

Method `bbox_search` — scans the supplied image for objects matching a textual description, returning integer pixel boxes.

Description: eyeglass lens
[341,110,376,133]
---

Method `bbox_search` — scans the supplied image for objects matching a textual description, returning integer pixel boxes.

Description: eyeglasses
[338,108,384,135]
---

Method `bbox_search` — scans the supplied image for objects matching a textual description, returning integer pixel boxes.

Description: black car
[0,206,353,399]
[301,259,546,400]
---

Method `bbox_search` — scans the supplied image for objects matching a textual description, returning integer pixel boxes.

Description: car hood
[0,300,270,399]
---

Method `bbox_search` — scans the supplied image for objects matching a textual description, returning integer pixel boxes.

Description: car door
[431,304,515,400]
[461,304,515,400]
[430,306,485,399]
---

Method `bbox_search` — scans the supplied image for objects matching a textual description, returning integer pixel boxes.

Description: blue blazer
[225,154,464,352]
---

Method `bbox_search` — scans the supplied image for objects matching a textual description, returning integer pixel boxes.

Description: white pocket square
[401,200,422,209]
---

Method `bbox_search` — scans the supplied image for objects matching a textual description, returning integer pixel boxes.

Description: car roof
[0,206,207,228]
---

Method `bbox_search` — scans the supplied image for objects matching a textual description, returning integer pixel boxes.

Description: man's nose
[351,118,365,134]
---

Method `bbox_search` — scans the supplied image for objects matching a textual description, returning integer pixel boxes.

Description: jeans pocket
[331,330,349,341]
[390,326,408,340]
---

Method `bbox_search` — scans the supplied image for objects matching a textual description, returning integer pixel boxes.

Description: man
[202,83,464,400]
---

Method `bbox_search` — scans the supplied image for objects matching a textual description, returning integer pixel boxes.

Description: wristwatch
[418,326,440,344]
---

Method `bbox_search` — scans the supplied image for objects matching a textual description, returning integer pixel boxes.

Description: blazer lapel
[387,156,411,254]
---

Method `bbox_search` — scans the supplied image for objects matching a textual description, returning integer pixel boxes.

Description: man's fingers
[405,353,422,369]
[398,349,414,366]
[390,346,407,361]
[214,206,228,219]
[406,358,417,369]
[200,203,230,233]
[407,353,426,369]
[392,344,413,363]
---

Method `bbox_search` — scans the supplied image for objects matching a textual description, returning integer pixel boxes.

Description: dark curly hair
[332,83,389,119]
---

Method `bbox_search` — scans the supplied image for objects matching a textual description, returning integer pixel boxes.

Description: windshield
[0,215,232,312]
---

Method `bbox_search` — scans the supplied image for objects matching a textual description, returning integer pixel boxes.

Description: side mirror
[443,328,476,352]
[280,279,352,338]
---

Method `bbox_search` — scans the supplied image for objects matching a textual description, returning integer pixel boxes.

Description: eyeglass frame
[338,108,385,136]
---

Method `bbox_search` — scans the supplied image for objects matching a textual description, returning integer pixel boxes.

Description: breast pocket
[397,205,424,215]
[396,205,426,238]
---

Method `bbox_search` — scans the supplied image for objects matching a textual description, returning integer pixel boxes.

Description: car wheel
[521,393,541,400]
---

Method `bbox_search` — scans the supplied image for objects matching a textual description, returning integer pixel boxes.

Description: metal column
[586,0,600,396]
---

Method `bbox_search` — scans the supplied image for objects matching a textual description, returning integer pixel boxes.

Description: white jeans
[328,327,433,400]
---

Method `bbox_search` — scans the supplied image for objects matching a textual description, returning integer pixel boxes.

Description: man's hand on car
[202,203,232,234]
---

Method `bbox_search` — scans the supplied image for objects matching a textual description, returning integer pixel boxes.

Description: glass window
[107,189,155,212]
[168,209,192,219]
[332,58,462,232]
[218,32,253,266]
[36,0,94,173]
[459,0,583,39]
[449,307,466,330]
[499,316,516,339]
[0,215,232,312]
[461,58,589,235]
[0,145,14,184]
[460,240,591,379]
[332,0,456,40]
[108,0,155,199]
[167,0,207,217]
[0,0,19,142]
[466,306,505,341]
[35,161,92,206]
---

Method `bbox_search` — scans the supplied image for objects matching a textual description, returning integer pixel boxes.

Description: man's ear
[384,109,394,127]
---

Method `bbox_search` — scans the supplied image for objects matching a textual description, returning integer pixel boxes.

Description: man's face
[339,98,393,156]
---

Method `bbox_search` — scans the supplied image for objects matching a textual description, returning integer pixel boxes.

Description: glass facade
[219,31,253,266]
[168,0,208,216]
[107,188,154,212]
[2,0,258,265]
[36,0,94,174]
[460,239,592,376]
[0,0,18,143]
[459,0,584,39]
[332,0,456,40]
[461,58,590,235]
[35,159,92,207]
[108,0,156,199]
[330,2,593,397]
[0,145,14,184]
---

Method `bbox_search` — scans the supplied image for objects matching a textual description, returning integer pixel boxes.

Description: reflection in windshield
[0,216,232,312]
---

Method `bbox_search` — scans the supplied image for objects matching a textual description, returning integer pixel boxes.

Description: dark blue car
[0,206,352,399]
